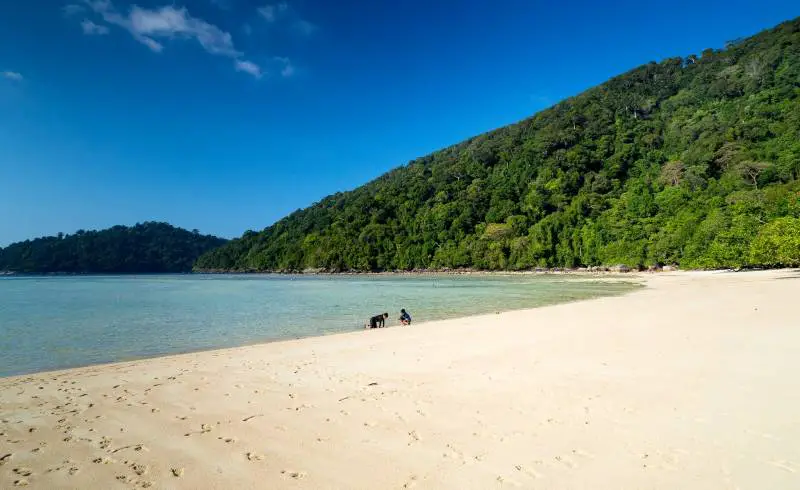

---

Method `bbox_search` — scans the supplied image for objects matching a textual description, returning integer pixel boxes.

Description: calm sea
[0,274,638,377]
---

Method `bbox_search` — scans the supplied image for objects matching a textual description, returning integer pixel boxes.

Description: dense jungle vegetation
[197,18,800,272]
[0,222,226,273]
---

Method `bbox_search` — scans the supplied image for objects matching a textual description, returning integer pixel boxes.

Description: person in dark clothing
[399,309,412,325]
[367,312,389,329]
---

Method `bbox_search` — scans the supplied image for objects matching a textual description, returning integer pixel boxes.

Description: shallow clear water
[0,274,638,377]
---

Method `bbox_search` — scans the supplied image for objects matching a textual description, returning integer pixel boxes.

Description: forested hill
[0,223,227,274]
[197,18,800,272]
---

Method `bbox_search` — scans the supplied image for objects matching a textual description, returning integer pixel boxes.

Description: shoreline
[4,265,789,278]
[0,275,645,380]
[2,269,798,489]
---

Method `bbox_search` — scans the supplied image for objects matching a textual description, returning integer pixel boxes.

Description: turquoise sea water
[0,274,638,377]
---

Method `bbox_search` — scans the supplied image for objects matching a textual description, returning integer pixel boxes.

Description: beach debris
[281,469,307,479]
[242,414,262,422]
[367,382,378,386]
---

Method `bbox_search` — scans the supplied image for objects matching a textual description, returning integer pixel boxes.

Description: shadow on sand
[775,269,800,280]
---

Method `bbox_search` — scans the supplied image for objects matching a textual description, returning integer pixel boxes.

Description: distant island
[0,222,227,274]
[196,17,800,273]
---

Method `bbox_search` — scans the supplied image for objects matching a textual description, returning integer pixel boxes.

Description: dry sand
[1,270,799,489]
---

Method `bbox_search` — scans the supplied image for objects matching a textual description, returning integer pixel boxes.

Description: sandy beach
[1,270,799,489]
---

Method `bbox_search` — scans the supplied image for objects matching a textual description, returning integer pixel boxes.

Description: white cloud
[2,71,23,82]
[257,5,277,22]
[81,1,260,77]
[293,19,316,35]
[258,3,288,21]
[235,60,262,79]
[63,4,86,16]
[139,37,164,52]
[81,19,110,35]
[129,5,241,57]
[274,57,294,77]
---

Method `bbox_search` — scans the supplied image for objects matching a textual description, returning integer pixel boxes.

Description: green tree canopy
[0,222,227,273]
[196,17,800,272]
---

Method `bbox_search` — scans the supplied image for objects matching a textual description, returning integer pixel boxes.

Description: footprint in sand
[13,468,33,477]
[770,460,797,473]
[247,452,264,461]
[402,475,419,488]
[495,475,521,487]
[171,467,185,477]
[554,455,577,468]
[407,431,421,445]
[281,470,307,479]
[514,464,543,479]
[0,453,12,465]
[13,479,29,487]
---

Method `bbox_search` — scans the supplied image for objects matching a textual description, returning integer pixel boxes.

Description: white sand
[1,270,799,489]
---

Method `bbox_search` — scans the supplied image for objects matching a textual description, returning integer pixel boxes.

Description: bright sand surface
[1,270,799,489]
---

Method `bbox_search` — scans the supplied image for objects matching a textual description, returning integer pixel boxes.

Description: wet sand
[1,270,799,489]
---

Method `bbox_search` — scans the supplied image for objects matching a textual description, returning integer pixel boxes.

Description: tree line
[196,17,800,272]
[0,222,227,273]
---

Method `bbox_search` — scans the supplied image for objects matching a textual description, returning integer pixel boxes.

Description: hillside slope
[0,222,227,274]
[197,18,800,272]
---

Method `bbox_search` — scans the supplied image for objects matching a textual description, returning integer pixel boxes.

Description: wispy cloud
[63,4,86,16]
[128,5,241,57]
[293,19,316,36]
[274,57,294,78]
[235,60,262,79]
[2,71,23,82]
[81,1,261,77]
[257,3,315,35]
[257,2,287,22]
[81,19,110,35]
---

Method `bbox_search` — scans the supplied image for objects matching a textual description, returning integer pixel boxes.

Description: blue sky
[0,0,797,245]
